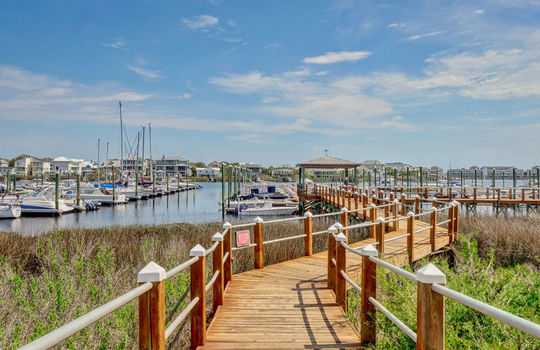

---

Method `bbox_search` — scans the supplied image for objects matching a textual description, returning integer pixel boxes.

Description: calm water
[1,182,249,235]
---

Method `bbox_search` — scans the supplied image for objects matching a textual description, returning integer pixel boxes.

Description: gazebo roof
[296,155,361,169]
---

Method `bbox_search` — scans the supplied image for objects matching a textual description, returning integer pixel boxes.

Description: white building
[359,160,386,171]
[31,159,51,175]
[196,167,221,178]
[0,159,12,175]
[154,157,190,176]
[51,156,83,175]
[14,156,34,176]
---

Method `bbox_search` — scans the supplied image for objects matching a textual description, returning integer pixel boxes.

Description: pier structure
[20,188,540,349]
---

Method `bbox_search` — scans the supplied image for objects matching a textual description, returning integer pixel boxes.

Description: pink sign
[236,230,251,247]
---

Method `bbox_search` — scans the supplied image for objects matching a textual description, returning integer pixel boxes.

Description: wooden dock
[201,188,452,349]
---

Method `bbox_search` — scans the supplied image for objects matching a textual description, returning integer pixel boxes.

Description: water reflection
[0,183,247,236]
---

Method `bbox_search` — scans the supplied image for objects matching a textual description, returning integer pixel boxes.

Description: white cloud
[264,43,281,49]
[227,19,237,27]
[101,39,126,49]
[388,22,405,28]
[127,65,162,79]
[303,51,371,64]
[408,31,445,40]
[474,9,485,14]
[181,15,219,30]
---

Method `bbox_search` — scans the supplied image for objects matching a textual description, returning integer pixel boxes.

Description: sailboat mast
[141,126,145,176]
[149,123,152,179]
[97,138,100,182]
[119,101,124,180]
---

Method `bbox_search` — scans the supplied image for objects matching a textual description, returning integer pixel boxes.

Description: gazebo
[296,155,361,193]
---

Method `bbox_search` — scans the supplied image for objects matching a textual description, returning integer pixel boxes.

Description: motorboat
[0,193,22,219]
[67,185,126,205]
[238,202,297,216]
[19,187,73,215]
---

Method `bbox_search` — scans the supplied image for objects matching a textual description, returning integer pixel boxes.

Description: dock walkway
[201,189,451,349]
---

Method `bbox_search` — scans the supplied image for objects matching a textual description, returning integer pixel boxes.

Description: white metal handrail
[368,256,416,282]
[384,233,410,244]
[204,241,220,256]
[205,270,220,293]
[232,243,257,251]
[166,257,200,279]
[368,296,417,343]
[164,297,199,340]
[222,252,229,264]
[340,270,362,294]
[263,234,306,245]
[431,284,540,339]
[19,282,153,350]
[264,216,305,224]
[413,226,433,234]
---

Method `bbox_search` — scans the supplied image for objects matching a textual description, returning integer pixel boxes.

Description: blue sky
[1,0,540,168]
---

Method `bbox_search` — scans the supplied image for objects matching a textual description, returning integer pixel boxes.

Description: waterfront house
[196,167,221,179]
[14,156,34,176]
[154,157,190,177]
[0,159,13,175]
[386,162,412,171]
[31,158,51,175]
[51,156,83,175]
[358,160,386,171]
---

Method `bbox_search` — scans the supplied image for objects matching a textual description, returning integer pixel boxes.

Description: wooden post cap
[430,206,437,211]
[212,232,224,241]
[393,199,400,204]
[190,244,206,257]
[222,221,232,229]
[372,195,378,199]
[401,193,406,198]
[360,244,378,256]
[376,217,385,223]
[407,211,415,217]
[451,200,460,206]
[304,211,313,217]
[253,216,263,223]
[335,222,344,230]
[335,233,347,242]
[368,203,376,208]
[416,263,446,284]
[340,207,348,212]
[137,262,166,283]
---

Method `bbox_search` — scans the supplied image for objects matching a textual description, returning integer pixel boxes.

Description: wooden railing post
[190,245,206,350]
[360,244,378,346]
[327,225,337,291]
[401,194,407,216]
[138,262,166,350]
[417,264,446,350]
[335,233,347,311]
[222,222,233,287]
[406,211,415,263]
[415,195,421,215]
[447,204,454,243]
[392,199,399,231]
[453,201,459,241]
[369,204,376,238]
[304,211,313,256]
[340,207,349,242]
[212,233,224,313]
[254,216,264,269]
[430,206,437,252]
[375,217,385,258]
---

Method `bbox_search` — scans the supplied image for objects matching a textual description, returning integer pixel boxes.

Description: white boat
[0,201,21,219]
[68,186,127,205]
[238,202,297,216]
[20,187,73,215]
[230,197,265,209]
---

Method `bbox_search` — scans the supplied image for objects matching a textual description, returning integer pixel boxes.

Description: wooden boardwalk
[201,191,451,349]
